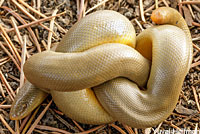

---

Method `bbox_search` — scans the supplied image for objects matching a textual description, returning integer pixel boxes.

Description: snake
[10,7,192,128]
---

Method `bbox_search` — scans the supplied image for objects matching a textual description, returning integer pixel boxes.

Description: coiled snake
[10,7,192,128]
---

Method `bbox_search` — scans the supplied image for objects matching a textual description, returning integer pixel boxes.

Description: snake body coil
[10,7,192,128]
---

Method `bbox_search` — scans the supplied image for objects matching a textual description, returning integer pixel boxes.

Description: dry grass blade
[134,18,144,31]
[164,121,182,131]
[155,0,158,8]
[193,43,200,51]
[1,6,41,52]
[110,124,126,134]
[78,125,105,134]
[85,0,109,14]
[35,125,72,134]
[144,1,162,13]
[0,114,15,134]
[26,100,53,134]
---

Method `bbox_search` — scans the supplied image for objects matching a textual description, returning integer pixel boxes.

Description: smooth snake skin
[10,7,192,128]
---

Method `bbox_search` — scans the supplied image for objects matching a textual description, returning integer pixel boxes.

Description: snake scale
[10,7,192,128]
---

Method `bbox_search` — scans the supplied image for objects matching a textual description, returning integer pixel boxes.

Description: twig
[0,42,21,71]
[0,82,5,98]
[1,6,41,52]
[19,114,31,132]
[193,43,200,51]
[72,120,84,132]
[192,86,200,111]
[10,16,23,47]
[0,70,15,101]
[162,0,169,7]
[0,105,11,109]
[139,0,146,22]
[0,0,5,6]
[35,125,71,134]
[134,18,144,31]
[155,0,158,9]
[26,100,53,134]
[179,1,200,5]
[48,9,58,50]
[191,61,200,68]
[15,120,20,134]
[11,0,55,35]
[19,36,26,88]
[122,124,134,134]
[85,0,109,14]
[78,125,105,134]
[77,0,85,21]
[17,0,66,33]
[5,12,66,33]
[144,1,162,13]
[0,114,15,134]
[0,24,21,64]
[109,124,126,134]
[22,106,41,134]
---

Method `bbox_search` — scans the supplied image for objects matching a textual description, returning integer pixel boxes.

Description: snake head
[10,81,48,120]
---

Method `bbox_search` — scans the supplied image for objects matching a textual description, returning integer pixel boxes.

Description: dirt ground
[0,0,200,133]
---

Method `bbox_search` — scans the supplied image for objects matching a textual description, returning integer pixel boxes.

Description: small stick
[72,120,85,132]
[5,12,66,33]
[0,42,21,71]
[15,120,20,134]
[77,0,84,21]
[162,0,169,7]
[139,0,146,22]
[35,125,71,134]
[193,43,200,51]
[85,0,109,14]
[122,124,135,134]
[22,106,40,134]
[10,16,23,47]
[192,22,200,27]
[134,18,144,31]
[19,114,31,132]
[179,1,200,5]
[191,61,200,68]
[19,36,26,88]
[1,6,41,52]
[0,114,15,134]
[0,105,11,109]
[192,86,200,112]
[109,124,126,134]
[144,1,162,13]
[17,0,66,33]
[0,82,5,98]
[11,0,55,35]
[0,24,21,64]
[186,0,195,19]
[26,100,53,134]
[0,0,5,6]
[155,0,158,9]
[79,125,105,134]
[47,9,58,50]
[0,70,15,101]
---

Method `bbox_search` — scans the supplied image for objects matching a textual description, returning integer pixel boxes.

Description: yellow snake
[10,7,192,128]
